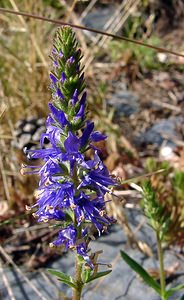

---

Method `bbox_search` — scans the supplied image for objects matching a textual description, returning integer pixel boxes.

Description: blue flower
[52,225,77,248]
[48,103,68,128]
[74,192,113,233]
[76,243,93,268]
[23,27,117,268]
[77,152,116,194]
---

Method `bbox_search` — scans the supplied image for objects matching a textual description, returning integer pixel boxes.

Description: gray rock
[26,117,37,123]
[18,133,32,149]
[15,119,26,129]
[36,118,45,126]
[82,6,116,35]
[23,123,36,134]
[32,126,46,142]
[14,128,22,138]
[107,90,139,117]
[140,117,183,147]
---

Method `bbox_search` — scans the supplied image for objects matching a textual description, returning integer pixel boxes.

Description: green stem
[156,231,166,300]
[72,164,84,300]
[73,255,83,300]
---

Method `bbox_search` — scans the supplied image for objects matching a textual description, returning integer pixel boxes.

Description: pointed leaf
[165,284,184,298]
[120,250,161,295]
[82,268,92,283]
[85,270,112,283]
[48,269,71,281]
[57,279,77,289]
[47,269,77,289]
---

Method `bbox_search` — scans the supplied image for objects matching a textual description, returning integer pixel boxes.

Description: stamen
[20,164,41,176]
[70,203,76,209]
[34,189,44,199]
[42,217,49,222]
[69,245,76,250]
[45,178,52,186]
[25,205,32,211]
[99,210,105,217]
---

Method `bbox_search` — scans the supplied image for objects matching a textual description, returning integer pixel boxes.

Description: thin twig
[0,245,49,300]
[0,7,184,58]
[13,223,49,234]
[84,0,141,69]
[152,99,181,112]
[0,152,11,203]
[0,259,17,300]
[8,1,48,68]
[88,253,120,296]
[63,0,78,21]
[80,0,98,20]
[119,169,165,185]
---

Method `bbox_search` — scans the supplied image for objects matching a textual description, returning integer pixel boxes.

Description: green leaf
[47,269,77,289]
[120,250,161,295]
[82,268,92,283]
[85,270,112,283]
[165,284,184,298]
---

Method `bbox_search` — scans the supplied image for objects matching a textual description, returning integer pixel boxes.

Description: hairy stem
[73,255,83,300]
[72,163,83,300]
[156,231,166,300]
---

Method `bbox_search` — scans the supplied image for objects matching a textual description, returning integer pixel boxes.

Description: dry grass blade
[0,245,49,300]
[80,0,98,20]
[39,270,70,300]
[0,103,7,121]
[84,0,141,69]
[63,0,78,21]
[61,0,89,53]
[0,259,16,300]
[8,0,48,68]
[97,0,140,47]
[119,169,166,185]
[0,150,11,203]
[0,7,184,58]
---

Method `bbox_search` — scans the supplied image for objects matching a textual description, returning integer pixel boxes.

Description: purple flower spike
[76,243,93,268]
[37,208,65,222]
[64,132,80,153]
[56,88,64,99]
[48,103,68,127]
[68,56,75,64]
[59,50,63,57]
[52,47,57,54]
[72,89,78,105]
[90,131,107,142]
[80,121,94,148]
[50,73,58,84]
[75,92,87,120]
[24,27,117,270]
[53,60,58,67]
[61,72,66,83]
[52,225,77,248]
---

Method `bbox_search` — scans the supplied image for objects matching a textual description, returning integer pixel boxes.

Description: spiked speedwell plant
[22,26,116,299]
[121,180,184,300]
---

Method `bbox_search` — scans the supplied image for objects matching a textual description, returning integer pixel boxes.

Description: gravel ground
[1,210,183,300]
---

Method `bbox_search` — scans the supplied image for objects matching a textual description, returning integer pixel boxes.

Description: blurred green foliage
[109,36,162,71]
[142,158,184,246]
[142,181,170,241]
[0,1,67,122]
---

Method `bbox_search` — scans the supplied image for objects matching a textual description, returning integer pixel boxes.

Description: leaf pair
[85,270,112,284]
[48,268,111,290]
[48,269,77,289]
